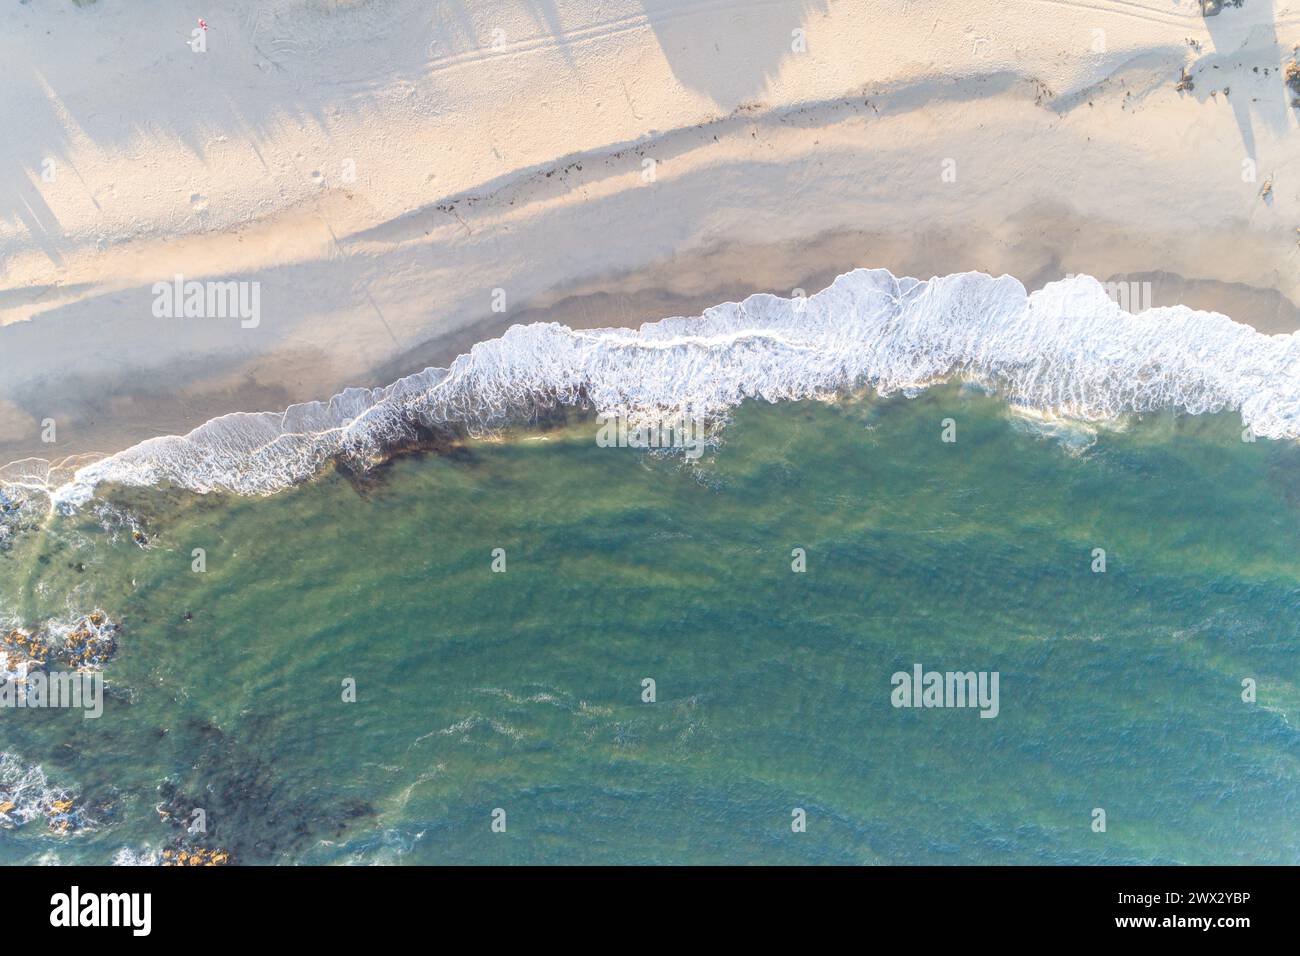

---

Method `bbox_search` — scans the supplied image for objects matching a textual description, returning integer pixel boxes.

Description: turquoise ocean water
[2,384,1297,864]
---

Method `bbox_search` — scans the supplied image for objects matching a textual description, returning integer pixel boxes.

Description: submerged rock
[0,752,94,835]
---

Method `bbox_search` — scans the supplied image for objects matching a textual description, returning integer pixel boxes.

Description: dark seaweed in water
[331,420,469,496]
[0,486,40,552]
[156,714,375,862]
[1265,440,1300,513]
[330,398,593,495]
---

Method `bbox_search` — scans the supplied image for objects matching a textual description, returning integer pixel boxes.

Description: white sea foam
[112,846,160,866]
[9,269,1300,508]
[0,752,90,833]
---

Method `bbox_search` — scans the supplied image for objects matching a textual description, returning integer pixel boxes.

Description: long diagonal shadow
[1200,0,1295,161]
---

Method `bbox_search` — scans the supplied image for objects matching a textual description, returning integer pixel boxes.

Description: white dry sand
[2,0,1299,466]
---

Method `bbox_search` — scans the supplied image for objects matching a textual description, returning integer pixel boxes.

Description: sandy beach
[8,0,1300,884]
[3,0,1300,469]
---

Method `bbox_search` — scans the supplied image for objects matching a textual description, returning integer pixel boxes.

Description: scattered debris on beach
[1199,0,1245,16]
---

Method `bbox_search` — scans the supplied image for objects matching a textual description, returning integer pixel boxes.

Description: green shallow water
[2,385,1299,864]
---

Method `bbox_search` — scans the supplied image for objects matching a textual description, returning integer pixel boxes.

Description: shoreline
[3,229,1299,471]
[4,1,1300,470]
[8,265,1300,509]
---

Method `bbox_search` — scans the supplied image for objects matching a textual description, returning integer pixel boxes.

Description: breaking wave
[0,752,92,834]
[7,269,1300,508]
